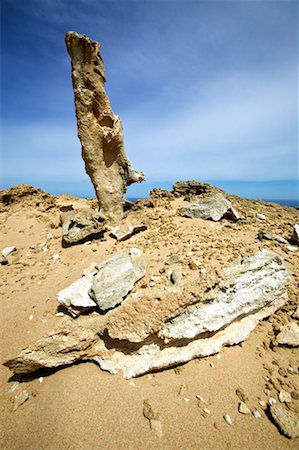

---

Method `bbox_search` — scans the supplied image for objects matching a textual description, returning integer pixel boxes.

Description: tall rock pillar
[65,32,144,222]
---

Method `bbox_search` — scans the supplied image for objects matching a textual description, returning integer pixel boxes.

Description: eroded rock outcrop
[61,208,106,244]
[4,249,289,378]
[179,193,242,222]
[65,32,144,222]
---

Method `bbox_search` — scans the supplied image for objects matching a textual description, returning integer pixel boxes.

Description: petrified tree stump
[65,31,144,223]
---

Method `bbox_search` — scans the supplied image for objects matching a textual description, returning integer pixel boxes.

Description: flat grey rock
[90,252,146,311]
[179,193,242,222]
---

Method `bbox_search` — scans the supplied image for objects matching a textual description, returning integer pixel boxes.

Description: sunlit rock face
[65,31,144,223]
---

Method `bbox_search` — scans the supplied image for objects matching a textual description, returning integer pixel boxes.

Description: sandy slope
[0,184,298,449]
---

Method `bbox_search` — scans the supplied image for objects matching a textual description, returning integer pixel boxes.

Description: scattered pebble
[28,315,33,321]
[150,275,161,282]
[279,389,292,403]
[287,246,298,253]
[292,307,299,320]
[256,213,267,220]
[223,414,233,426]
[253,410,261,419]
[2,246,16,257]
[203,408,210,414]
[47,232,53,240]
[51,254,60,260]
[38,377,44,383]
[210,362,215,368]
[55,312,64,317]
[269,397,277,406]
[238,402,251,415]
[259,400,266,408]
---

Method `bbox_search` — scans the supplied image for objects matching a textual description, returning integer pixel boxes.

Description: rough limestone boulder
[4,249,289,378]
[61,208,106,244]
[179,193,242,222]
[292,224,299,245]
[65,32,144,223]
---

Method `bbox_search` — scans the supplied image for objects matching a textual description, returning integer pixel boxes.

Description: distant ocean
[127,197,299,209]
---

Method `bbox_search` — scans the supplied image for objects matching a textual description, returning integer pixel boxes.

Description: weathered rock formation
[179,193,242,222]
[57,252,146,313]
[65,32,144,222]
[4,249,289,378]
[61,208,106,244]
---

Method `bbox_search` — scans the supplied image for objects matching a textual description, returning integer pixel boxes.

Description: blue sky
[1,0,298,201]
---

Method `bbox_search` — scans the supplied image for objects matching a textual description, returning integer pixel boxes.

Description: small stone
[55,312,65,317]
[291,391,299,400]
[0,256,8,265]
[200,268,207,274]
[170,267,182,286]
[256,213,267,220]
[110,225,147,241]
[259,400,266,407]
[2,246,16,257]
[287,246,298,253]
[150,275,161,282]
[131,292,141,300]
[269,403,299,439]
[203,407,210,414]
[223,414,233,426]
[253,410,261,419]
[51,254,59,260]
[28,315,33,321]
[47,232,53,240]
[238,402,251,415]
[210,362,215,368]
[38,377,44,383]
[269,397,277,406]
[13,390,29,411]
[276,322,299,347]
[279,390,292,403]
[189,261,198,270]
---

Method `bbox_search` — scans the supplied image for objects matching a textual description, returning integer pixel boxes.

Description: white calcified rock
[89,253,146,310]
[57,273,97,309]
[2,246,16,257]
[5,250,289,379]
[256,213,267,220]
[158,248,288,341]
[179,193,242,222]
[258,231,287,244]
[275,322,299,347]
[110,225,147,241]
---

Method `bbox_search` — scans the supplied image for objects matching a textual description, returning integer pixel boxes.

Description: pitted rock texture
[65,32,144,222]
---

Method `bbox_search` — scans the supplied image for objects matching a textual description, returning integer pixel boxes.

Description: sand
[0,184,298,449]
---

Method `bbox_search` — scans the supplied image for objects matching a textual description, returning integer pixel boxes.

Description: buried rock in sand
[4,248,290,379]
[61,208,106,245]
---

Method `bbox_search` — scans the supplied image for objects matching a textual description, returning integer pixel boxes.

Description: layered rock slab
[179,193,242,222]
[65,32,144,222]
[57,252,146,312]
[4,249,289,378]
[61,208,106,244]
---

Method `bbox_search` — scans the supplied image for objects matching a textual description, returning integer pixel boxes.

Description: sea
[127,198,299,209]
